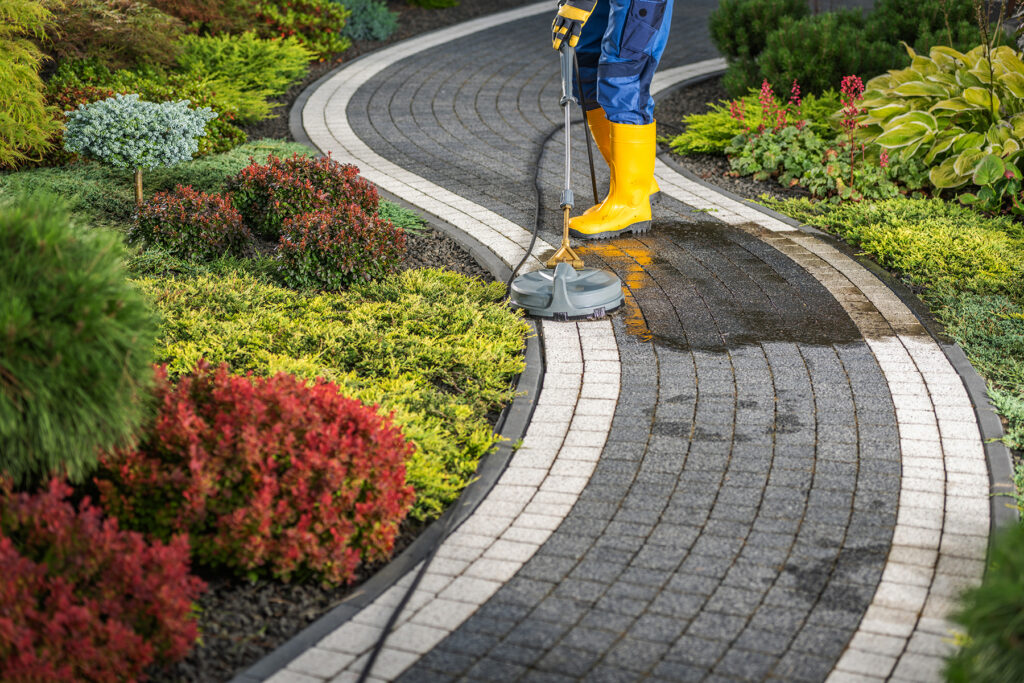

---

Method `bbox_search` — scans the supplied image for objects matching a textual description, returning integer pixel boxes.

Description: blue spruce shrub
[63,93,217,202]
[339,0,398,41]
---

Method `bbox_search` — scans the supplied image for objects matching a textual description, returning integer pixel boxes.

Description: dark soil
[654,76,810,202]
[402,228,491,280]
[150,5,521,682]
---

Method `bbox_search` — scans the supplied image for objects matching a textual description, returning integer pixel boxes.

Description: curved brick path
[259,3,1007,682]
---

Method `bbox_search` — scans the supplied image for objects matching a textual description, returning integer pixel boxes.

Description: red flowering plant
[0,478,203,681]
[131,185,251,261]
[278,203,407,291]
[94,362,416,587]
[226,153,379,240]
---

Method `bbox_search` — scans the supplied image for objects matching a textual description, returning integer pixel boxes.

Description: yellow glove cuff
[556,5,592,21]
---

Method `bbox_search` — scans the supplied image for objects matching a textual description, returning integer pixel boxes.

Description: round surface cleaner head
[510,262,625,321]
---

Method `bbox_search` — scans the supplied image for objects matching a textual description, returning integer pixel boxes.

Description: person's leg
[570,0,672,239]
[572,0,608,111]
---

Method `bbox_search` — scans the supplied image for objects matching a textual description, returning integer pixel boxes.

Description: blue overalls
[573,0,674,125]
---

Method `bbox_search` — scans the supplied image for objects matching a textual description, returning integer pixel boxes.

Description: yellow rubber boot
[570,120,656,240]
[582,108,660,217]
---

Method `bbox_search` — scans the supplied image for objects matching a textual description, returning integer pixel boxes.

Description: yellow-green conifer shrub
[0,196,158,486]
[0,0,61,167]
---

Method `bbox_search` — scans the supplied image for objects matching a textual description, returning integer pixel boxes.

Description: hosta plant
[63,94,217,204]
[958,153,1024,215]
[857,44,1024,190]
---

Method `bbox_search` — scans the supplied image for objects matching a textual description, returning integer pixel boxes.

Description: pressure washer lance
[506,44,624,320]
[547,44,585,270]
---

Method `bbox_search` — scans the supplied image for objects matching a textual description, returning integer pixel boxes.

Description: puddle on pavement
[576,218,867,351]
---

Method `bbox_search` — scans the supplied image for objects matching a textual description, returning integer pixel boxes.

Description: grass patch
[132,266,529,521]
[763,195,1024,505]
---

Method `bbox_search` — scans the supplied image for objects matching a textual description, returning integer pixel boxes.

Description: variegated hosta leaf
[953,131,986,153]
[923,132,962,164]
[994,47,1024,75]
[876,121,932,148]
[929,156,970,188]
[956,70,984,89]
[963,86,1001,113]
[930,97,973,113]
[953,149,985,176]
[999,71,1024,98]
[925,73,958,89]
[930,45,969,67]
[969,66,994,84]
[1004,139,1022,155]
[987,123,1012,145]
[1011,113,1024,138]
[911,55,938,76]
[894,81,949,97]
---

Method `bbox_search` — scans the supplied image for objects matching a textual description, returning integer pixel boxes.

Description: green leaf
[963,86,1000,112]
[998,72,1024,98]
[929,157,970,188]
[876,123,930,149]
[930,97,973,113]
[958,192,979,205]
[956,70,984,89]
[923,133,962,164]
[893,81,948,97]
[973,154,1005,186]
[953,131,986,153]
[953,149,985,176]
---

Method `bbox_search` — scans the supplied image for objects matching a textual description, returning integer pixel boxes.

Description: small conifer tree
[63,93,216,204]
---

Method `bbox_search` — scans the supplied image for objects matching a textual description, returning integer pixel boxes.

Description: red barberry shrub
[95,362,416,586]
[0,478,203,681]
[225,153,379,239]
[278,204,406,290]
[131,185,251,261]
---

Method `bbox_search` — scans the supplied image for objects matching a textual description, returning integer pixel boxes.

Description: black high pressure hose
[355,53,598,683]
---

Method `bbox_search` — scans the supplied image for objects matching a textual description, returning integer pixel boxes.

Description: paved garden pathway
[256,3,1010,682]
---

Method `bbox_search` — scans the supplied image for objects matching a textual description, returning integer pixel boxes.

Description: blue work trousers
[574,0,674,125]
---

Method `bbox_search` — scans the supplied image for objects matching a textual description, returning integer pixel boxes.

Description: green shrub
[254,0,351,58]
[763,196,1024,293]
[48,0,185,70]
[131,185,251,261]
[278,204,407,290]
[177,32,312,99]
[669,89,840,155]
[0,0,60,168]
[708,0,807,61]
[0,196,157,485]
[45,59,250,155]
[709,0,808,96]
[133,268,528,520]
[945,521,1024,682]
[858,44,1024,190]
[0,139,309,227]
[378,199,430,234]
[757,10,893,96]
[339,0,399,41]
[865,0,980,62]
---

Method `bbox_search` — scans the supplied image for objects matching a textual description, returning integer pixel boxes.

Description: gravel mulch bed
[654,75,810,202]
[149,5,524,681]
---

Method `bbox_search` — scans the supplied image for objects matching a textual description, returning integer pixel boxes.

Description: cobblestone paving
[275,2,996,682]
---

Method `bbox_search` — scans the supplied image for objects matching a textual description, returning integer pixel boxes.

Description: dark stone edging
[654,92,1019,540]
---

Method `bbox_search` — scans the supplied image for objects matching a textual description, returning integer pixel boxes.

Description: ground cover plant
[132,268,528,521]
